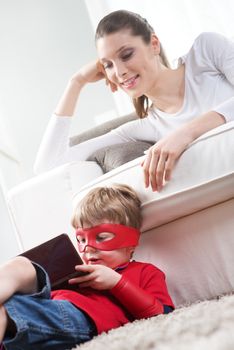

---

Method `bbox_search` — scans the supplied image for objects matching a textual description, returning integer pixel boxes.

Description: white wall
[0,184,21,263]
[0,0,116,189]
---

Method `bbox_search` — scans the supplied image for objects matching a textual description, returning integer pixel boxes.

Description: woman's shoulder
[194,31,223,44]
[189,32,233,57]
[193,31,230,50]
[181,32,231,69]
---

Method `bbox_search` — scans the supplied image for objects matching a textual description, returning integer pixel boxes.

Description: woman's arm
[142,111,225,191]
[34,62,119,173]
[55,61,105,117]
[142,32,234,191]
[33,116,126,174]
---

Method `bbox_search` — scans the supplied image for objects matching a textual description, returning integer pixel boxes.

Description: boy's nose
[84,245,97,253]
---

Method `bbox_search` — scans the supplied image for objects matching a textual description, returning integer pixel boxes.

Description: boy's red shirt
[51,261,174,334]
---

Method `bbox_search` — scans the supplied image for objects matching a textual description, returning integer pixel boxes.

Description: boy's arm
[110,275,163,318]
[110,265,173,319]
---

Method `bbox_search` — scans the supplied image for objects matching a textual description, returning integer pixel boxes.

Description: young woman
[34,10,234,191]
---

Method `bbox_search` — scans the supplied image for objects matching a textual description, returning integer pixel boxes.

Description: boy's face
[76,223,137,269]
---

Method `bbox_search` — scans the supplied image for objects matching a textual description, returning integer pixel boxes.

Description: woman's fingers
[142,146,175,191]
[96,61,118,92]
[154,152,168,191]
[141,128,191,191]
[141,152,152,188]
[148,149,160,191]
[164,152,177,181]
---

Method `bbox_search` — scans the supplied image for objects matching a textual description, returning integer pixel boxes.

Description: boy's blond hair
[72,184,142,229]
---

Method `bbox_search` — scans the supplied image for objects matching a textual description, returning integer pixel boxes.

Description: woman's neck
[148,64,185,114]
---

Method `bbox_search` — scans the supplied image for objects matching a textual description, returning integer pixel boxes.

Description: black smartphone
[20,234,85,290]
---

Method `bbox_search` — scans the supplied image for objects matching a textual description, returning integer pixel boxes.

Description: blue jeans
[2,263,97,350]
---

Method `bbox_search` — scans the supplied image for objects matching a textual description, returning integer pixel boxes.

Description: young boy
[0,184,174,349]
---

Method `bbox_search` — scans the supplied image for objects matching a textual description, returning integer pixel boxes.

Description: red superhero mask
[76,223,140,252]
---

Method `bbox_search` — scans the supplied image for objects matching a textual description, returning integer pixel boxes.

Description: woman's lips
[121,75,139,89]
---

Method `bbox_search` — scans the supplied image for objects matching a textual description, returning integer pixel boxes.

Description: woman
[34,10,234,191]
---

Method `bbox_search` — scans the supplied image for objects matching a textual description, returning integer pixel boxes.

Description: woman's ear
[151,33,160,55]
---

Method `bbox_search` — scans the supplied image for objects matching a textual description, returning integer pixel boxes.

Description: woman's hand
[141,111,225,192]
[96,61,118,92]
[72,61,118,91]
[68,264,121,290]
[55,61,107,116]
[72,61,106,85]
[141,128,193,191]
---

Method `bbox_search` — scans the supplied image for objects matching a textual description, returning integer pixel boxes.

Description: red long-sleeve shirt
[51,261,174,334]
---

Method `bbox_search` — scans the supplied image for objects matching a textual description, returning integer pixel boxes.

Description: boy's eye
[96,236,107,242]
[96,232,115,242]
[76,236,86,244]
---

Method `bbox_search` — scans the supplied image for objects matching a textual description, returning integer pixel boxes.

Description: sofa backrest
[69,112,137,146]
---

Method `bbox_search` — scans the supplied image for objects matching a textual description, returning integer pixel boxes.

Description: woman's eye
[103,62,112,70]
[121,51,133,61]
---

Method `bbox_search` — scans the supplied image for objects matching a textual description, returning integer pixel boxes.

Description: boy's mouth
[87,258,101,264]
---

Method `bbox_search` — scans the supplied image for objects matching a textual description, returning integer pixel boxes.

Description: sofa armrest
[7,161,103,251]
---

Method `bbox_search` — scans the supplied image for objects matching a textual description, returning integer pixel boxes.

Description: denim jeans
[3,263,97,350]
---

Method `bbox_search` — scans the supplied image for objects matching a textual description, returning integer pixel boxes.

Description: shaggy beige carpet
[74,293,234,350]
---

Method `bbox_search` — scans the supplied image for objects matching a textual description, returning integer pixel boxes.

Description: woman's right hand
[54,61,107,116]
[73,61,118,92]
[72,60,106,86]
[54,60,117,117]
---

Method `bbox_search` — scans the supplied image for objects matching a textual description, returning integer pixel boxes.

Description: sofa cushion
[73,121,234,229]
[87,141,153,173]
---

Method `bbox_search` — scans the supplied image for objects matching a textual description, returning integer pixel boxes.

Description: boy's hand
[68,264,121,290]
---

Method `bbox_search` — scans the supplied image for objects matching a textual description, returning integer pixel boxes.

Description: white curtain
[85,0,234,115]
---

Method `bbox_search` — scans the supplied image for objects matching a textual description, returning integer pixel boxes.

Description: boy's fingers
[75,264,93,272]
[68,271,94,284]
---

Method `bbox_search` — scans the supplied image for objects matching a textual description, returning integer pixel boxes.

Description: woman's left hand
[141,128,193,191]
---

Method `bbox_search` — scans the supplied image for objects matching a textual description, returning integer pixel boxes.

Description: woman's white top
[34,32,234,173]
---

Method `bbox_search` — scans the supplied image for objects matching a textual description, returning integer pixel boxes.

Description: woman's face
[96,29,160,99]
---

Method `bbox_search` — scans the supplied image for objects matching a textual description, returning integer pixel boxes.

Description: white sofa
[7,119,234,307]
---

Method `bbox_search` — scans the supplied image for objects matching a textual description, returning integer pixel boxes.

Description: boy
[0,184,174,349]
